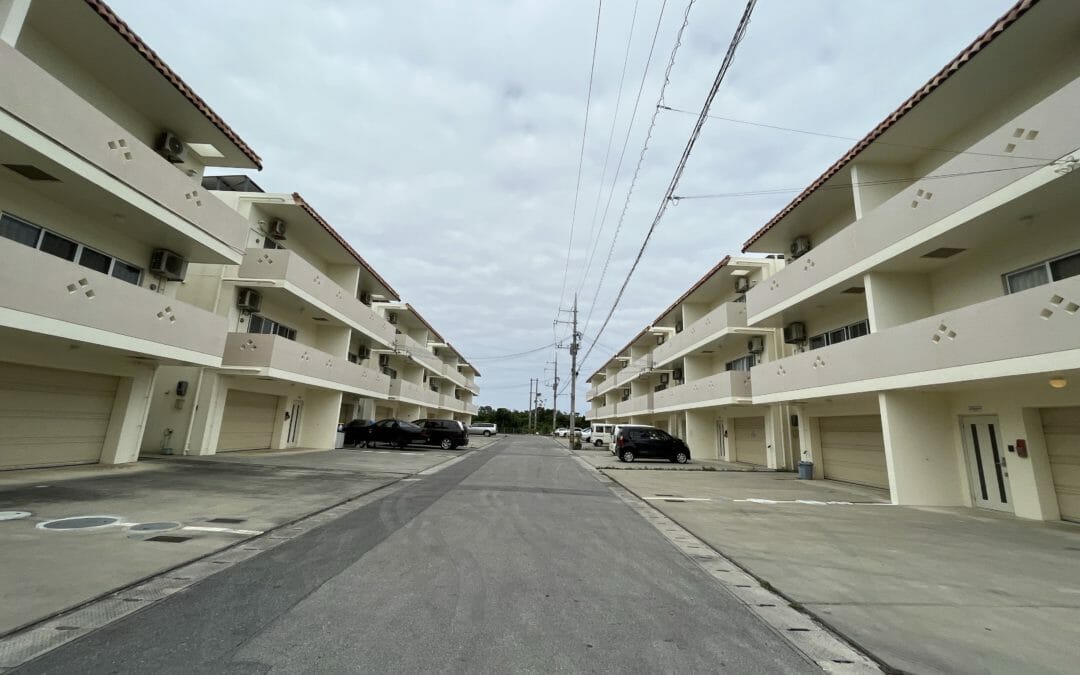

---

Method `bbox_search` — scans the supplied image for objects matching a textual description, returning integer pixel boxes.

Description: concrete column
[299,389,343,449]
[795,407,824,479]
[100,365,158,465]
[271,395,292,450]
[763,405,792,469]
[850,161,914,219]
[864,271,932,332]
[685,408,718,460]
[879,391,967,506]
[188,372,226,456]
[0,0,31,46]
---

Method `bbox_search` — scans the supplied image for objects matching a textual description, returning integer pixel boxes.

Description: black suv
[615,426,691,464]
[413,419,469,450]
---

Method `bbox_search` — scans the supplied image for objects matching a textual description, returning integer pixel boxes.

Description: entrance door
[287,400,303,445]
[717,420,726,460]
[733,417,767,466]
[962,416,1012,512]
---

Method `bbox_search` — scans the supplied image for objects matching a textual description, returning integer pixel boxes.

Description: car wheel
[440,438,453,450]
[672,451,689,464]
[396,436,408,449]
[620,450,635,463]
[594,439,603,447]
[483,430,492,437]
[364,439,375,448]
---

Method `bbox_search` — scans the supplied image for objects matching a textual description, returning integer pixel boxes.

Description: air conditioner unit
[358,290,372,306]
[735,277,751,293]
[357,345,371,361]
[656,334,665,345]
[675,320,684,333]
[783,322,807,344]
[379,354,391,367]
[156,131,186,163]
[149,249,188,281]
[790,236,812,259]
[382,366,397,379]
[387,312,398,324]
[268,218,287,240]
[673,368,684,382]
[747,336,765,354]
[236,288,262,312]
[660,373,670,385]
[622,388,631,397]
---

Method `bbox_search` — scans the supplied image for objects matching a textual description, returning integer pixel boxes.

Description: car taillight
[617,435,625,447]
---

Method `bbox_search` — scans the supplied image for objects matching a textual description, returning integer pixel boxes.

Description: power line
[580,0,694,338]
[658,105,1057,162]
[582,0,759,366]
[576,0,670,301]
[556,0,604,323]
[468,343,557,361]
[671,162,1052,201]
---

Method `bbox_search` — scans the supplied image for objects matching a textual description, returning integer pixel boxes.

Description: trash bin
[798,461,813,480]
[335,423,345,450]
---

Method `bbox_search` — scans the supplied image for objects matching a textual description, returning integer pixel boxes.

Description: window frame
[1003,249,1080,294]
[0,212,143,286]
[808,319,870,350]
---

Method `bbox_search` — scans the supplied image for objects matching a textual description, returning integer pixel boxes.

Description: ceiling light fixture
[1049,376,1067,389]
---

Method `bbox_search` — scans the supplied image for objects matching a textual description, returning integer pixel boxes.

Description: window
[0,212,142,285]
[808,319,870,350]
[726,355,756,372]
[248,314,298,341]
[262,237,284,250]
[1004,250,1080,294]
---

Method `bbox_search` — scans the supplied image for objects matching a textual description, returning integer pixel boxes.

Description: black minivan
[615,426,691,464]
[413,419,469,450]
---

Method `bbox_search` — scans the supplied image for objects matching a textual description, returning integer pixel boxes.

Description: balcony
[586,386,599,400]
[221,333,390,396]
[620,392,653,416]
[440,394,465,413]
[235,249,397,347]
[653,302,747,366]
[653,370,753,412]
[0,42,249,261]
[390,378,441,407]
[593,403,617,419]
[439,361,470,389]
[751,275,1080,402]
[746,76,1080,325]
[463,402,478,416]
[0,237,228,365]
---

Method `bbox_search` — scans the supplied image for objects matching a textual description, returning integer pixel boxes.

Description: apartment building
[0,0,261,469]
[143,181,480,456]
[586,256,792,467]
[741,0,1080,522]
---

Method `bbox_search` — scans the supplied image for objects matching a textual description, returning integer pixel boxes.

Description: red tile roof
[741,0,1039,252]
[85,0,263,169]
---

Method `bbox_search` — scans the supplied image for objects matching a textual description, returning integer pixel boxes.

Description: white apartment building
[586,256,793,468]
[144,181,480,456]
[0,0,261,469]
[742,0,1080,522]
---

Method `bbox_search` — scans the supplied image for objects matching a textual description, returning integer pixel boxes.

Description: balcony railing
[463,402,478,416]
[653,370,752,411]
[746,76,1080,325]
[0,238,228,365]
[390,379,442,407]
[620,392,653,416]
[751,275,1080,401]
[236,249,397,347]
[221,333,390,396]
[653,302,747,367]
[594,403,617,418]
[0,42,249,258]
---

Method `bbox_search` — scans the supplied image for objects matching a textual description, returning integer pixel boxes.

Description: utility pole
[569,294,581,450]
[551,349,559,433]
[527,378,534,433]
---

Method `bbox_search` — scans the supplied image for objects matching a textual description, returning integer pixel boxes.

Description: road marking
[183,525,264,536]
[733,498,892,506]
[643,496,712,502]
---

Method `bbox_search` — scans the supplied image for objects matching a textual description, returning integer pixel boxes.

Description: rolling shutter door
[217,390,277,451]
[1042,407,1080,522]
[820,415,888,489]
[733,417,767,466]
[0,362,118,469]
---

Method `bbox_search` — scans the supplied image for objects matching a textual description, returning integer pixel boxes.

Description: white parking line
[733,498,892,506]
[183,525,264,536]
[643,497,712,502]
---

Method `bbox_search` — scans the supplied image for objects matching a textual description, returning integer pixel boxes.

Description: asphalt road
[16,437,816,674]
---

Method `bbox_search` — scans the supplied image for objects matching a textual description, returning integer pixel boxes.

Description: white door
[961,416,1012,512]
[733,417,767,466]
[287,400,303,446]
[0,362,118,469]
[1041,407,1080,522]
[820,415,888,489]
[217,390,277,451]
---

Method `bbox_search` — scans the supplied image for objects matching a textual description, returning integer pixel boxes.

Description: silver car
[468,422,497,437]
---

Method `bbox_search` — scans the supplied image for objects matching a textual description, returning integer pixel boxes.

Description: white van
[588,423,615,447]
[610,424,653,454]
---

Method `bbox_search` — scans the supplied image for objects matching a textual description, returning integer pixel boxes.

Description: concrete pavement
[10,436,821,673]
[595,461,1080,674]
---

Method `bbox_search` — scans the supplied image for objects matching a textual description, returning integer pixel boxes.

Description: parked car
[610,423,652,454]
[589,423,615,447]
[342,419,375,447]
[580,427,593,442]
[366,419,426,448]
[615,426,691,464]
[469,422,497,437]
[414,419,469,450]
[554,427,568,437]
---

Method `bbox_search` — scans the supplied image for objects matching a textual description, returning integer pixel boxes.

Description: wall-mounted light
[1049,376,1068,389]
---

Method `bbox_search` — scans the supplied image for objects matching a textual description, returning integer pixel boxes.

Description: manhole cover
[129,522,182,532]
[37,516,121,531]
[0,511,31,521]
[146,535,191,544]
[207,517,246,524]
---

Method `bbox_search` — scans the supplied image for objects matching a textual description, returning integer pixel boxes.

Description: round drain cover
[0,511,31,521]
[37,516,121,531]
[129,522,181,532]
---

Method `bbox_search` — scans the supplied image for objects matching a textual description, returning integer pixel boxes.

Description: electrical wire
[580,0,695,338]
[555,0,604,323]
[468,343,557,361]
[582,0,759,367]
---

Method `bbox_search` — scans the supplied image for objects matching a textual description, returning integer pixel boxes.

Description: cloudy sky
[112,0,1016,409]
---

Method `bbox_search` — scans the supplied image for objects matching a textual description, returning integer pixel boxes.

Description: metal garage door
[820,415,888,489]
[733,417,767,466]
[1042,407,1080,522]
[217,390,277,452]
[0,362,118,470]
